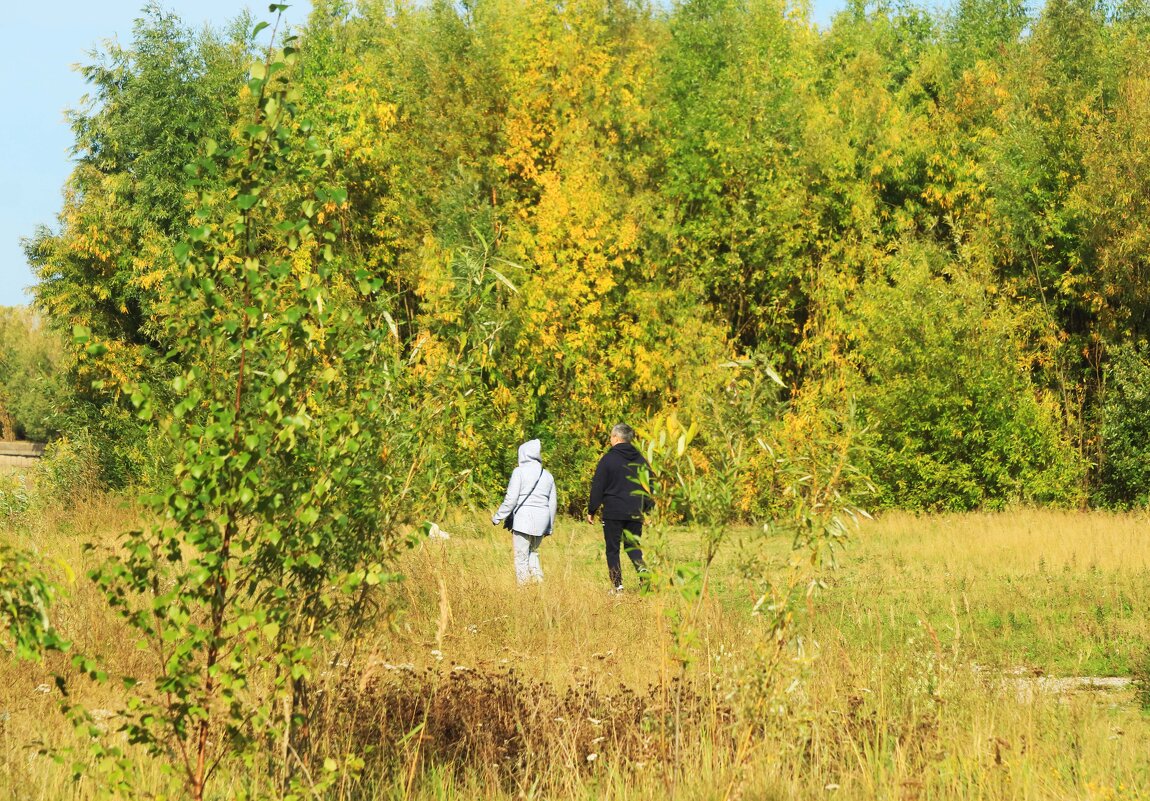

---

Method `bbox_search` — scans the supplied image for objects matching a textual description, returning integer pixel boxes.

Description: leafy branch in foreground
[0,543,69,662]
[72,11,419,800]
[636,394,871,712]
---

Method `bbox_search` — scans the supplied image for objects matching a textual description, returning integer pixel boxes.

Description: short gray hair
[610,423,635,443]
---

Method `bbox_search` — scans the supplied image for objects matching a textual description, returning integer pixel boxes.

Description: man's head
[609,423,635,446]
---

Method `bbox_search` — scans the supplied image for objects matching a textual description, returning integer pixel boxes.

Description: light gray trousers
[512,532,544,584]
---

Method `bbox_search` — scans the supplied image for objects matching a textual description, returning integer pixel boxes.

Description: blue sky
[0,0,853,308]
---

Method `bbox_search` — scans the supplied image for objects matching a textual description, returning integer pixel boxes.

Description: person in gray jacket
[492,439,557,585]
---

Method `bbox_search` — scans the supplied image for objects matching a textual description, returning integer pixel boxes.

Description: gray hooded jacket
[492,439,557,537]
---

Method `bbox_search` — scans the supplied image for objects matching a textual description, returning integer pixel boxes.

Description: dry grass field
[2,499,1149,800]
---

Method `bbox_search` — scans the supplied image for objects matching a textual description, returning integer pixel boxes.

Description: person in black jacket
[586,423,653,592]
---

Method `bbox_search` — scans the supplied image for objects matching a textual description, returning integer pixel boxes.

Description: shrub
[0,473,31,522]
[72,25,428,799]
[33,433,103,508]
[1096,343,1150,508]
[0,307,66,442]
[1135,646,1150,712]
[850,243,1082,511]
[0,543,68,661]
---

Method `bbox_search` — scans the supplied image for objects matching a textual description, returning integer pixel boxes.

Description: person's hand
[586,514,594,524]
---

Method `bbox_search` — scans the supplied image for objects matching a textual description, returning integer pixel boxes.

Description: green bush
[33,433,104,507]
[0,543,68,661]
[0,307,66,442]
[1096,343,1150,508]
[850,244,1082,511]
[0,473,32,522]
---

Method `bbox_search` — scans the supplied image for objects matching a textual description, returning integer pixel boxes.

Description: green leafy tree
[1069,69,1150,344]
[981,0,1115,440]
[79,18,422,799]
[0,307,66,441]
[30,0,1150,522]
[1096,343,1150,507]
[851,242,1082,510]
[944,0,1028,71]
[297,0,525,506]
[655,0,813,366]
[24,5,254,485]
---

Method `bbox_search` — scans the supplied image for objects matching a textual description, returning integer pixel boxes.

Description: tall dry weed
[3,507,1150,800]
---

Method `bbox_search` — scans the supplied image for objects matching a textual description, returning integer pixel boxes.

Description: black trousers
[603,518,647,588]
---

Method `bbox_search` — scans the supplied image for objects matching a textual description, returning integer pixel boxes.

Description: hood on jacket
[611,442,643,462]
[518,439,542,466]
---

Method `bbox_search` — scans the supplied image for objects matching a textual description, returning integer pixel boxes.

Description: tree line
[20,0,1150,514]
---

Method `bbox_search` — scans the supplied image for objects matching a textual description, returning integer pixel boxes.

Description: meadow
[2,499,1148,800]
[9,2,1150,798]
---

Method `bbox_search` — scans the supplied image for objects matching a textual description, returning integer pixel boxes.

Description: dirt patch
[974,666,1134,703]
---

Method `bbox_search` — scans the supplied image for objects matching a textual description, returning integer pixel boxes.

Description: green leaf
[486,265,519,294]
[382,311,399,339]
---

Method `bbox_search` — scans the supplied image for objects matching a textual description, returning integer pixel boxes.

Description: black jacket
[588,443,654,521]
